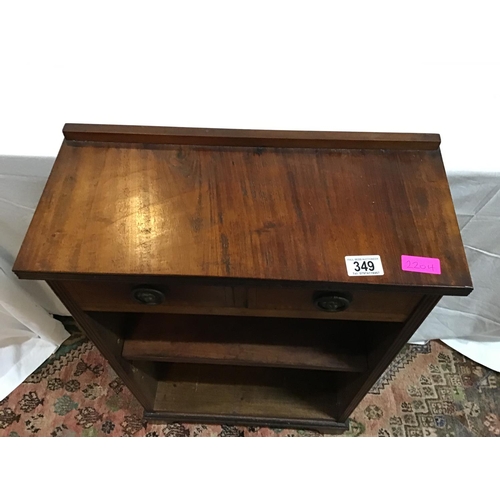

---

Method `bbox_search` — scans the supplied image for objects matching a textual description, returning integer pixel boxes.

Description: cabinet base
[143,410,349,434]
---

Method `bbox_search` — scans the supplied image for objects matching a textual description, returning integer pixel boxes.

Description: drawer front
[248,288,422,322]
[62,281,422,322]
[64,281,233,312]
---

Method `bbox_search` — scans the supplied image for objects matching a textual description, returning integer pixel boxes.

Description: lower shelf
[149,363,344,430]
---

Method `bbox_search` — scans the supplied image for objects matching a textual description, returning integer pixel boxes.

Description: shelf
[150,363,342,429]
[122,314,368,372]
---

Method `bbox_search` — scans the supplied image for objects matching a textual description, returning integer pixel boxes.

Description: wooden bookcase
[13,124,472,432]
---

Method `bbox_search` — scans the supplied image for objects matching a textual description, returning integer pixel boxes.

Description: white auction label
[345,255,384,276]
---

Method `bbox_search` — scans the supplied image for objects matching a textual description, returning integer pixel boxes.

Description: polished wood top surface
[14,124,472,294]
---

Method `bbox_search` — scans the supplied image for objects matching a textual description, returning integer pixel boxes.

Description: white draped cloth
[0,257,68,400]
[0,155,69,401]
[0,155,499,400]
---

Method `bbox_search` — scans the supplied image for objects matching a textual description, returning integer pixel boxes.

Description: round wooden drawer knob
[313,292,352,312]
[132,286,166,305]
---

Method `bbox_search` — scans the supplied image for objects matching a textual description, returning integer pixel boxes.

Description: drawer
[63,281,233,312]
[248,288,422,322]
[61,281,422,322]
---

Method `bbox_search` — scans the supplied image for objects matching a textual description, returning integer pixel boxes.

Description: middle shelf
[119,313,390,372]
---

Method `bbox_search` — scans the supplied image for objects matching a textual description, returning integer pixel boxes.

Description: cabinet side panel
[336,295,441,421]
[48,281,158,410]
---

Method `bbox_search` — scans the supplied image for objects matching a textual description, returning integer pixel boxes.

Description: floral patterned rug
[1,322,499,437]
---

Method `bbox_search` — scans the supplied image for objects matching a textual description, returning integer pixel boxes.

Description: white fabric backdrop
[0,256,68,401]
[0,155,69,400]
[0,152,499,401]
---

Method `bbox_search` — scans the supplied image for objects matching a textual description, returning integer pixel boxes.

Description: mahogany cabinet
[13,124,472,432]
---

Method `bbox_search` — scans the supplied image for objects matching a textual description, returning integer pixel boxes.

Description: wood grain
[14,133,472,295]
[122,314,368,372]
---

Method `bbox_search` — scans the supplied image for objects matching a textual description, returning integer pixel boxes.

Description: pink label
[401,255,441,275]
